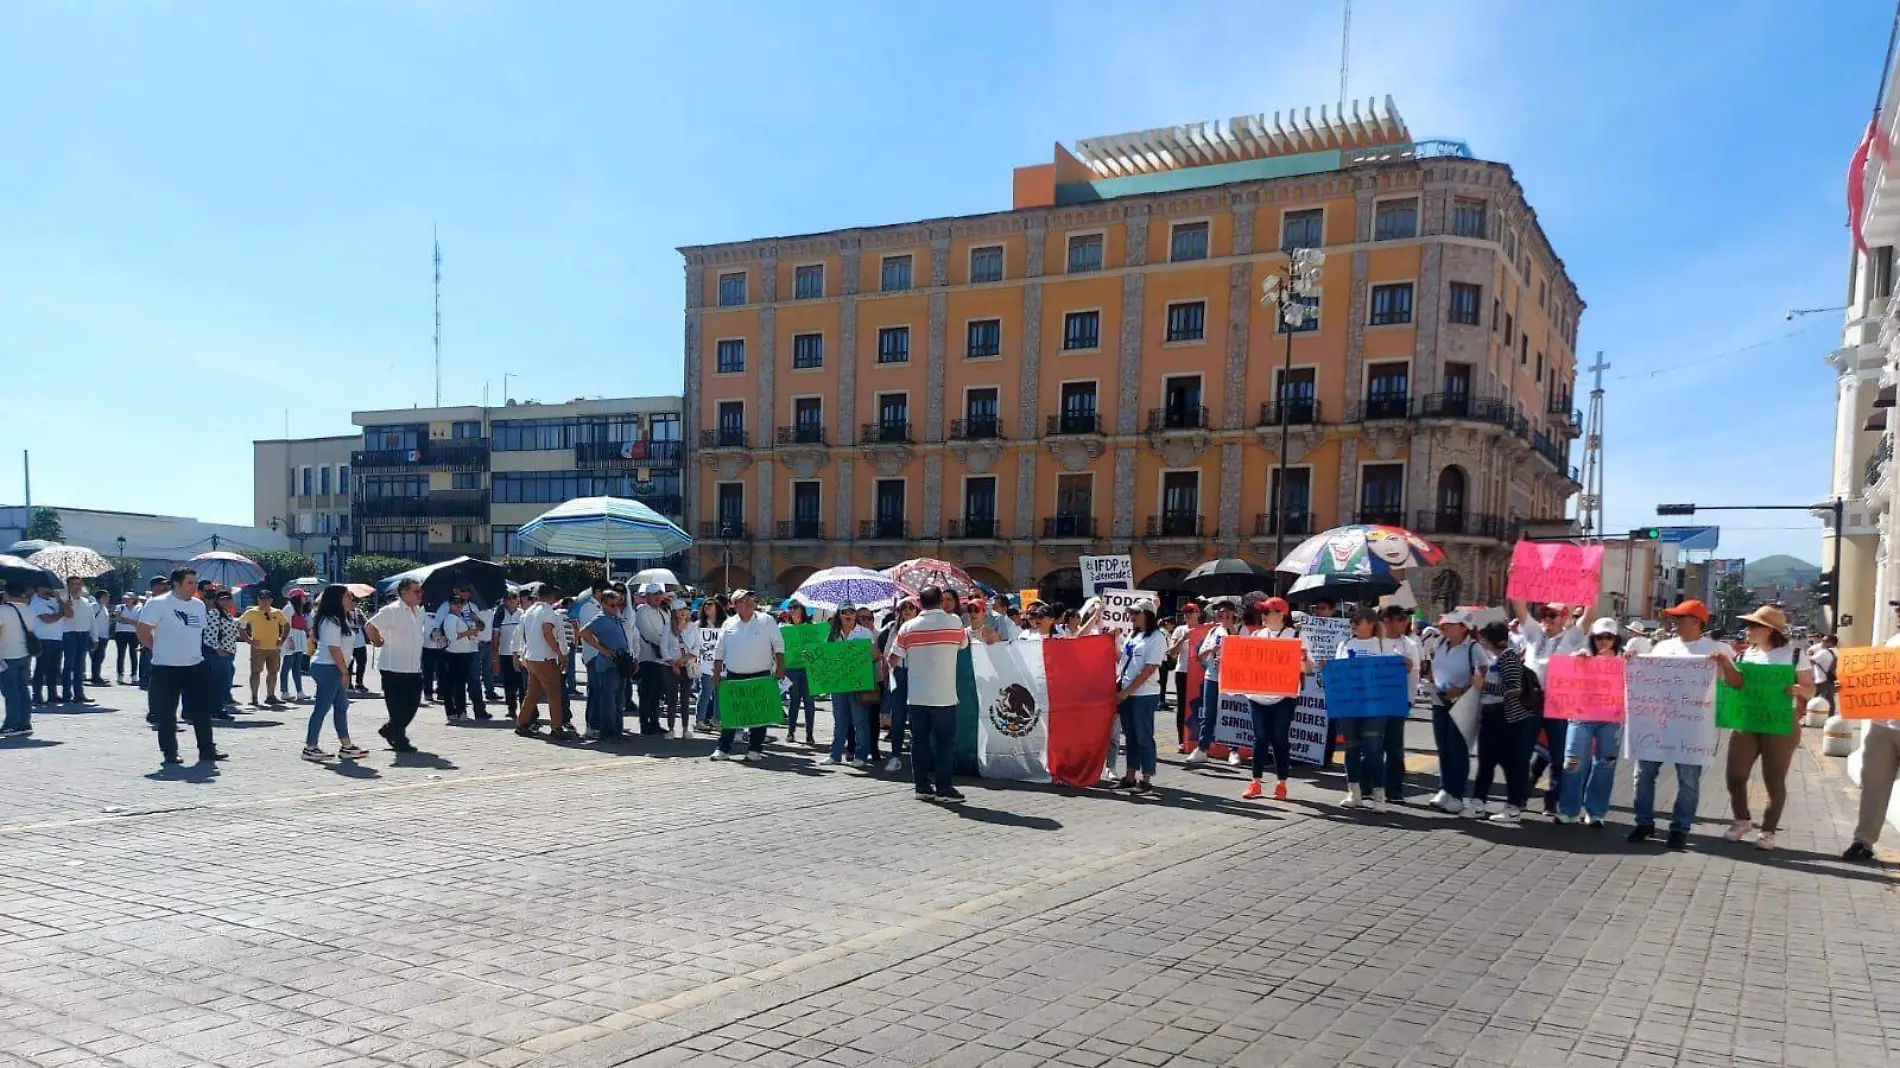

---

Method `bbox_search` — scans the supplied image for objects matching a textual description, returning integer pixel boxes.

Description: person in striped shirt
[893,585,970,803]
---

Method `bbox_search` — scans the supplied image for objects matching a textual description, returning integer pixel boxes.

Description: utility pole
[21,450,30,510]
[1579,353,1609,538]
[433,225,443,408]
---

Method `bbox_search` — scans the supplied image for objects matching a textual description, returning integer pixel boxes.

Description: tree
[101,558,143,600]
[249,549,317,595]
[24,508,62,543]
[502,556,606,592]
[343,554,421,586]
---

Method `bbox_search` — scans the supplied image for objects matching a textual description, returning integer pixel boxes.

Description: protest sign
[778,622,828,668]
[717,676,784,729]
[1837,647,1900,719]
[1505,540,1604,607]
[696,627,720,676]
[1714,662,1796,734]
[805,639,876,693]
[1211,678,1327,766]
[1622,655,1718,765]
[1211,691,1255,750]
[1299,615,1352,662]
[1545,654,1625,722]
[1217,636,1304,696]
[1018,588,1040,608]
[1080,555,1133,596]
[1319,656,1410,718]
[1098,589,1158,638]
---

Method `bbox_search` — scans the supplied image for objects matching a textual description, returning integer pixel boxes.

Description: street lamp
[1259,247,1325,582]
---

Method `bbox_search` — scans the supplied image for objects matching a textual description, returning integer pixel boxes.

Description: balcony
[700,428,749,449]
[1258,400,1322,427]
[1357,507,1406,526]
[1413,510,1507,539]
[1042,515,1098,539]
[427,541,487,562]
[1145,512,1205,539]
[574,439,683,467]
[776,425,829,447]
[640,493,684,517]
[1045,412,1102,437]
[355,490,488,521]
[700,520,751,540]
[351,439,490,472]
[1416,392,1509,424]
[1252,510,1313,537]
[860,420,912,446]
[775,519,825,541]
[859,518,909,540]
[1146,405,1209,432]
[946,517,999,540]
[1529,430,1571,473]
[1345,396,1413,422]
[950,416,1004,441]
[1868,436,1894,488]
[1546,391,1576,416]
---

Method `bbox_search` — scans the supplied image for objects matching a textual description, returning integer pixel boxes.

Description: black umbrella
[1283,572,1400,608]
[1182,558,1277,597]
[0,554,59,590]
[375,556,506,608]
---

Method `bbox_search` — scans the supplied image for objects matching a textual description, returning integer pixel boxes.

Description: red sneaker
[1242,780,1263,800]
[1272,781,1288,801]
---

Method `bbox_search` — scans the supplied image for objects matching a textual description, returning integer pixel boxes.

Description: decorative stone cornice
[1049,436,1107,472]
[773,445,831,479]
[700,450,752,480]
[948,440,1008,474]
[858,442,914,477]
[1146,428,1212,466]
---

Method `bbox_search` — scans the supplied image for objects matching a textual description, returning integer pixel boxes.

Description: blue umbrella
[515,496,693,562]
[792,566,901,611]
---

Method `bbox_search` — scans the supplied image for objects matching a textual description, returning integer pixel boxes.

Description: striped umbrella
[792,566,901,611]
[514,496,693,561]
[188,550,266,587]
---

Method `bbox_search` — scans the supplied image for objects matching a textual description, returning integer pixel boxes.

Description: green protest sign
[1715,662,1796,735]
[805,639,876,693]
[779,622,828,667]
[717,676,784,729]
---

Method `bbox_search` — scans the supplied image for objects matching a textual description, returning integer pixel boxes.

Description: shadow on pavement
[144,762,219,783]
[948,804,1062,831]
[392,751,457,771]
[0,737,62,750]
[30,703,113,715]
[324,761,380,779]
[211,719,284,729]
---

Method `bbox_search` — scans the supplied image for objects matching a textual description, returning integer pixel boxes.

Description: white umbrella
[632,567,682,588]
[188,550,265,587]
[26,544,110,580]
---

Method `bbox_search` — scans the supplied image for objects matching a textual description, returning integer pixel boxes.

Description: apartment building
[681,99,1583,607]
[346,395,686,566]
[252,434,357,576]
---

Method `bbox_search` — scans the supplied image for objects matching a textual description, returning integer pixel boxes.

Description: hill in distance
[1745,554,1820,587]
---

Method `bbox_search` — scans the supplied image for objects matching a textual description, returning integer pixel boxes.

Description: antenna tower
[1579,351,1610,538]
[1338,0,1352,114]
[433,225,443,407]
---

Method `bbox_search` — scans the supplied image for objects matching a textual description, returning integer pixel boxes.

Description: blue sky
[0,0,1886,566]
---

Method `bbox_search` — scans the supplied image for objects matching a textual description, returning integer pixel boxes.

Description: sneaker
[1378,789,1401,806]
[1723,819,1754,842]
[1627,824,1656,844]
[1340,785,1363,809]
[1460,798,1482,818]
[734,751,752,762]
[823,755,842,765]
[301,746,332,762]
[1844,841,1877,862]
[1488,805,1521,823]
[1227,750,1241,766]
[1666,829,1688,850]
[1429,789,1451,809]
[884,757,903,773]
[1242,780,1264,800]
[937,788,967,804]
[1582,815,1602,828]
[514,727,541,738]
[709,750,731,761]
[1183,749,1208,766]
[847,758,868,769]
[914,788,937,802]
[1131,781,1153,795]
[337,744,370,760]
[1272,780,1288,801]
[1553,813,1578,825]
[1484,800,1506,817]
[1755,831,1779,851]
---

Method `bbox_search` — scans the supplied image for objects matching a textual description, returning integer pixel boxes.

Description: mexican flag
[971,634,1119,787]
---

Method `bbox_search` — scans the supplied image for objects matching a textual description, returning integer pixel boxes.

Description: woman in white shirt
[1721,605,1812,851]
[304,586,369,762]
[1186,599,1240,765]
[1241,597,1313,801]
[824,605,878,767]
[1112,606,1169,794]
[1334,609,1399,809]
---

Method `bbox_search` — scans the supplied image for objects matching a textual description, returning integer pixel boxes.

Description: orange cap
[1662,599,1709,622]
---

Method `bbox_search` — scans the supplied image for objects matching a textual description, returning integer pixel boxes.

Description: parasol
[631,567,682,589]
[1285,571,1401,607]
[5,539,56,556]
[374,556,506,608]
[793,566,902,611]
[514,496,692,562]
[188,550,265,587]
[884,558,981,600]
[1182,558,1277,597]
[26,544,110,580]
[0,554,60,590]
[1274,524,1445,577]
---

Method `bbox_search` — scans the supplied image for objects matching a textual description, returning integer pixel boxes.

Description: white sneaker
[1489,805,1521,823]
[823,755,842,765]
[1429,789,1451,809]
[1436,794,1464,815]
[1341,784,1363,809]
[1460,798,1482,818]
[1184,749,1208,765]
[884,757,902,773]
[1553,813,1578,825]
[734,751,752,762]
[580,730,600,741]
[1227,750,1241,766]
[1723,819,1754,842]
[301,746,332,762]
[1756,830,1779,851]
[709,750,730,762]
[847,758,868,769]
[1363,793,1382,812]
[1484,799,1506,817]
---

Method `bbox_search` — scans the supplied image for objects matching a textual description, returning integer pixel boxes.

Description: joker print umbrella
[187,551,266,587]
[26,544,110,580]
[792,566,902,611]
[1274,524,1445,577]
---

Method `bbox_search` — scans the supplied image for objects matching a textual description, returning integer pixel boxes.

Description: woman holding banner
[781,602,819,744]
[1334,609,1397,809]
[1471,620,1534,822]
[1186,599,1240,766]
[824,605,877,768]
[1721,605,1810,851]
[1556,618,1624,826]
[1242,597,1311,801]
[1112,606,1167,794]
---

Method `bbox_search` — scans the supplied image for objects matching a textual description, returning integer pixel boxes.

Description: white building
[0,505,292,582]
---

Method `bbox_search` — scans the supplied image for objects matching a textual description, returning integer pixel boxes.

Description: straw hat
[1736,605,1788,634]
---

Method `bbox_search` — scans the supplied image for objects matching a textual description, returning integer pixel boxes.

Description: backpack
[1519,654,1545,712]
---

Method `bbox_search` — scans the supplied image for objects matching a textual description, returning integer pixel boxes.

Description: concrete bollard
[1806,696,1831,729]
[1823,714,1858,757]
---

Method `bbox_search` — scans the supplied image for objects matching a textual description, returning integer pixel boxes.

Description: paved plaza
[2,655,1898,1068]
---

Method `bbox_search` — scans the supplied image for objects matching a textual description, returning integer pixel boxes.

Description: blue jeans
[210,653,236,709]
[1196,677,1221,749]
[1,656,29,730]
[1634,760,1703,833]
[32,641,61,703]
[1560,721,1621,820]
[908,703,957,794]
[61,631,89,701]
[1118,693,1160,777]
[1339,716,1387,792]
[281,651,306,697]
[584,659,623,736]
[1382,715,1410,800]
[307,662,350,747]
[783,668,815,733]
[1430,701,1470,800]
[829,691,871,761]
[696,678,715,726]
[138,646,152,691]
[884,666,910,757]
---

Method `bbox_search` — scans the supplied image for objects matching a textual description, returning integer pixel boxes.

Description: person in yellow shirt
[237,588,290,708]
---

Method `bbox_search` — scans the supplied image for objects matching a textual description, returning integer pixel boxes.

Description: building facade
[1,505,292,580]
[348,396,686,567]
[252,434,357,576]
[682,100,1583,606]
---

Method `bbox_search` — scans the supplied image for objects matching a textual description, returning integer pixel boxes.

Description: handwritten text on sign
[1097,589,1159,639]
[1714,662,1795,735]
[1505,540,1605,607]
[1319,655,1410,718]
[1545,654,1625,722]
[696,627,720,675]
[1079,555,1133,596]
[1622,655,1718,765]
[1210,680,1327,765]
[778,622,828,668]
[1836,647,1900,719]
[804,639,876,694]
[1217,636,1305,696]
[717,676,784,729]
[1298,615,1352,662]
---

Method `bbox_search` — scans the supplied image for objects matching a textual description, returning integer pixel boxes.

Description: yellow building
[681,99,1582,608]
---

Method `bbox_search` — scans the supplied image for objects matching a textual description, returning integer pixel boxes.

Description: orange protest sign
[1837,647,1900,719]
[1018,589,1040,607]
[1217,636,1304,696]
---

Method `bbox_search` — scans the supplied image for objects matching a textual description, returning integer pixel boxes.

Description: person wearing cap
[490,590,527,718]
[1845,622,1900,861]
[576,588,631,741]
[1427,608,1489,816]
[627,582,670,736]
[515,585,574,740]
[1554,618,1626,826]
[824,603,877,767]
[1512,599,1587,815]
[1167,601,1203,749]
[1371,605,1423,805]
[1720,605,1811,850]
[1186,598,1241,766]
[1239,597,1311,801]
[1630,599,1739,849]
[710,590,785,762]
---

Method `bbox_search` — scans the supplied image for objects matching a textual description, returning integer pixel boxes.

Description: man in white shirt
[135,566,224,765]
[366,578,428,752]
[0,583,34,734]
[1625,621,1656,658]
[28,584,65,706]
[490,590,526,717]
[1427,609,1490,815]
[632,583,671,736]
[1630,599,1739,849]
[136,576,169,692]
[514,586,573,739]
[893,585,971,802]
[86,585,111,686]
[709,590,785,761]
[476,600,501,703]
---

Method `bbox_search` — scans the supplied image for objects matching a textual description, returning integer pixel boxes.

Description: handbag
[8,603,39,657]
[1448,686,1481,750]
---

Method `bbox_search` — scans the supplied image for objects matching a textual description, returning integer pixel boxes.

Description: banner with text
[1545,653,1625,722]
[1837,647,1900,719]
[717,676,784,729]
[696,627,720,676]
[1211,680,1326,764]
[779,622,828,669]
[1622,655,1718,765]
[1216,636,1305,697]
[805,640,876,694]
[1505,540,1605,607]
[1299,615,1353,663]
[1098,589,1159,639]
[1715,663,1796,735]
[1080,555,1134,597]
[1319,655,1410,718]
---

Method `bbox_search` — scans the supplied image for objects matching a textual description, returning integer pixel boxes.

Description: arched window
[1436,466,1468,520]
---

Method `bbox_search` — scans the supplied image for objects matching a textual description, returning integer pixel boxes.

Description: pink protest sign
[1545,654,1625,722]
[1505,540,1604,607]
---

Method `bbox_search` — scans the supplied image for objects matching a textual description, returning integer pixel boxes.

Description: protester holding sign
[1427,609,1489,817]
[780,602,819,744]
[1111,606,1168,793]
[1378,607,1423,805]
[1240,598,1312,801]
[1629,599,1738,849]
[693,600,726,731]
[709,591,785,762]
[1555,619,1626,826]
[1844,627,1900,862]
[823,605,878,768]
[1512,600,1585,816]
[1332,609,1403,810]
[1471,620,1534,822]
[1720,605,1811,851]
[1186,599,1241,766]
[1167,602,1202,742]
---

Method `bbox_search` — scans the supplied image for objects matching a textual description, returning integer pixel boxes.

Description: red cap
[1263,597,1290,614]
[1662,599,1709,622]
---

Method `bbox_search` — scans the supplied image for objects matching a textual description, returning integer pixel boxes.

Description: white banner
[696,626,720,677]
[1211,678,1327,766]
[1299,615,1352,662]
[1080,555,1134,597]
[1098,589,1159,639]
[1622,655,1719,766]
[972,639,1052,783]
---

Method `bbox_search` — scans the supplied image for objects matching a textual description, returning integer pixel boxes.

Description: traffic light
[1656,504,1697,516]
[1811,572,1834,600]
[1628,527,1661,541]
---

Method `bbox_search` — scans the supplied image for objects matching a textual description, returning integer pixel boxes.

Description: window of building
[317,512,332,534]
[963,477,997,533]
[877,326,910,364]
[364,530,425,555]
[1269,467,1311,533]
[1369,283,1414,326]
[360,475,426,498]
[1536,351,1544,385]
[1164,301,1206,343]
[1537,278,1547,308]
[1058,382,1098,434]
[490,525,520,558]
[1365,362,1410,419]
[1160,471,1201,534]
[1492,298,1501,332]
[1503,228,1517,259]
[1374,199,1418,241]
[649,413,680,442]
[1276,367,1317,421]
[1161,376,1202,428]
[715,338,745,374]
[450,523,482,545]
[1503,312,1514,346]
[715,484,745,531]
[318,466,331,496]
[874,480,906,534]
[1275,294,1320,334]
[1520,335,1529,366]
[877,393,908,436]
[1874,245,1896,299]
[452,472,480,490]
[792,333,824,369]
[966,318,1001,359]
[964,388,1000,438]
[716,401,745,446]
[969,245,1003,284]
[1360,464,1405,523]
[791,482,822,534]
[1281,208,1323,250]
[1067,233,1103,273]
[1055,473,1093,519]
[1169,221,1209,262]
[792,398,823,441]
[299,466,313,496]
[451,420,482,439]
[1063,310,1100,351]
[491,471,646,503]
[794,263,824,300]
[717,272,747,307]
[1447,282,1482,326]
[880,255,912,293]
[1451,198,1487,238]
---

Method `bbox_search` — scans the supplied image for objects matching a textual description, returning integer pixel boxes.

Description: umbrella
[1182,558,1277,597]
[345,583,376,600]
[793,566,902,611]
[27,544,110,580]
[6,539,57,556]
[0,554,60,590]
[631,567,682,589]
[884,558,981,600]
[515,496,692,561]
[375,556,506,608]
[1275,524,1445,577]
[1285,571,1400,607]
[283,577,324,598]
[188,550,265,587]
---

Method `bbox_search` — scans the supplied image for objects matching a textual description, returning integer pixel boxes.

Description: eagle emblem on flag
[987,683,1040,738]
